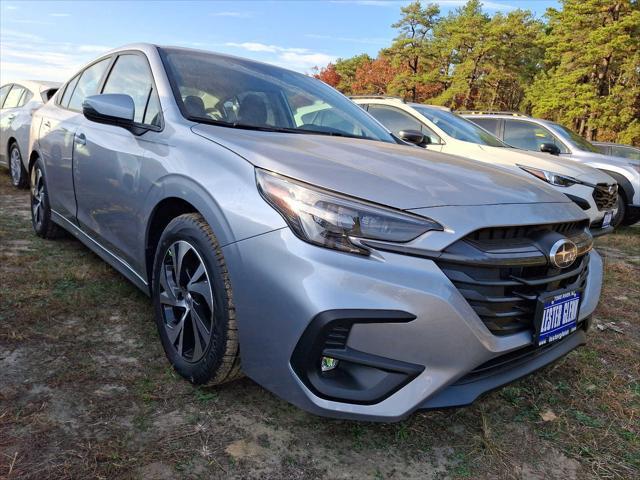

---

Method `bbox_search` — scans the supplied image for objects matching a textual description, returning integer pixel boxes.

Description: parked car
[0,80,60,188]
[461,112,640,227]
[592,142,640,160]
[352,97,618,236]
[29,44,603,422]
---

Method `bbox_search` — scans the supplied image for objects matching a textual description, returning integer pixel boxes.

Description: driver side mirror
[399,129,429,147]
[539,142,560,156]
[82,94,135,130]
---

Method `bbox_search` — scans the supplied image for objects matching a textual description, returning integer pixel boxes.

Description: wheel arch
[142,175,236,288]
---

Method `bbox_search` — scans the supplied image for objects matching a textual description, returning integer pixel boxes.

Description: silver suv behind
[462,112,640,227]
[29,44,603,421]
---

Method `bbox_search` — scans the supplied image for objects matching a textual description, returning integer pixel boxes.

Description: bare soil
[1,174,638,479]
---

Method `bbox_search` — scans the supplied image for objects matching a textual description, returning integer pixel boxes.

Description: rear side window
[61,75,80,107]
[0,84,11,108]
[67,58,111,111]
[102,54,162,127]
[3,85,26,109]
[503,120,567,153]
[18,89,33,107]
[471,117,500,136]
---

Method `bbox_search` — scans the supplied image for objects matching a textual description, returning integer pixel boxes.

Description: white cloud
[223,42,336,72]
[0,30,111,83]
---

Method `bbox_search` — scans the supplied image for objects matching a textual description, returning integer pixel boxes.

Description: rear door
[0,84,25,165]
[39,57,112,223]
[73,51,162,267]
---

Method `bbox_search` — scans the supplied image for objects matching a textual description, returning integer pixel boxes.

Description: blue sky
[1,0,559,84]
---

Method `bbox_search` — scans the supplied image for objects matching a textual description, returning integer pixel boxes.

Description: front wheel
[152,213,242,385]
[9,143,28,189]
[611,193,626,229]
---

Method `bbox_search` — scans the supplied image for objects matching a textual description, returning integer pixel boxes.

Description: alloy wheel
[10,147,22,186]
[159,240,215,363]
[31,167,45,228]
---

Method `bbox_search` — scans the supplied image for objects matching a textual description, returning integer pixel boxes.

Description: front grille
[592,184,617,211]
[467,220,588,242]
[436,224,590,336]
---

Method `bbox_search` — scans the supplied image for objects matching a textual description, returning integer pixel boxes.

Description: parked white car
[0,80,60,188]
[352,97,618,236]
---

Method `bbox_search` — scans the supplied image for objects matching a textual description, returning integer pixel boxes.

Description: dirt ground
[1,173,638,480]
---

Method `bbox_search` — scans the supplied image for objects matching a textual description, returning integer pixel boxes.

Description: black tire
[152,213,242,385]
[611,192,626,228]
[30,158,63,239]
[9,142,28,189]
[621,208,640,226]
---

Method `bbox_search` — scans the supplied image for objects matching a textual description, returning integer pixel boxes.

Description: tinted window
[68,58,111,111]
[503,120,567,153]
[469,117,500,136]
[0,84,11,108]
[611,145,640,160]
[61,75,80,107]
[3,85,25,109]
[160,47,394,142]
[414,106,505,147]
[102,54,161,126]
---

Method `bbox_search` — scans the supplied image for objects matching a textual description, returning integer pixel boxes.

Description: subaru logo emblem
[549,239,578,269]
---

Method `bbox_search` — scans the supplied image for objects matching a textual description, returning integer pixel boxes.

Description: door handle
[7,114,16,121]
[75,133,86,145]
[43,120,51,128]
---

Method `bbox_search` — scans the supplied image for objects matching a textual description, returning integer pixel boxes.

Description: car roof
[4,80,61,93]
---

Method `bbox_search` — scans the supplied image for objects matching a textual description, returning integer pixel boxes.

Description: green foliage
[314,0,639,145]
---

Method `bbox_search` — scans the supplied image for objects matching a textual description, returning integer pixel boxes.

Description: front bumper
[223,204,602,422]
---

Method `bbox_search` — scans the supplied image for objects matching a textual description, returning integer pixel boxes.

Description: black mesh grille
[468,220,588,242]
[436,223,590,336]
[592,184,617,211]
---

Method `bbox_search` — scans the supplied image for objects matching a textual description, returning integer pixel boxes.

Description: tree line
[314,0,639,145]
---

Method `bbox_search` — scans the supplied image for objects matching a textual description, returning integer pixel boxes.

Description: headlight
[518,165,580,187]
[256,168,442,255]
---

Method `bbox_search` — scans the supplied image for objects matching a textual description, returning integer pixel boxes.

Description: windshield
[550,122,599,153]
[160,47,395,142]
[413,106,507,147]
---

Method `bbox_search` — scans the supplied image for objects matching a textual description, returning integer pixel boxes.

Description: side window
[2,85,26,109]
[472,117,500,136]
[611,145,640,160]
[61,75,80,108]
[367,105,423,135]
[503,120,567,153]
[67,58,111,112]
[102,54,162,126]
[0,84,11,108]
[18,89,33,107]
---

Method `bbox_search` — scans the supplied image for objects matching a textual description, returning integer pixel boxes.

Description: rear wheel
[152,213,242,385]
[30,158,63,238]
[9,143,28,189]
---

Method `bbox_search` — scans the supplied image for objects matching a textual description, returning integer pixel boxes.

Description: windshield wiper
[191,116,369,140]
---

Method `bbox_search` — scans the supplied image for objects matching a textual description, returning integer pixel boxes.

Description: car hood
[473,145,615,184]
[192,125,571,210]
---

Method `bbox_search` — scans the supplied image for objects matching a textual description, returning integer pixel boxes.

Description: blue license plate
[602,211,613,229]
[536,290,581,346]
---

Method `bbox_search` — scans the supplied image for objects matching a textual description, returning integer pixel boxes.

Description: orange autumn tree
[313,63,341,88]
[351,57,400,95]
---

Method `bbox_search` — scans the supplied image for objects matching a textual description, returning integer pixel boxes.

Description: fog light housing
[321,356,339,372]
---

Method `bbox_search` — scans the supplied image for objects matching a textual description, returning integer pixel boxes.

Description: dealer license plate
[535,290,581,346]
